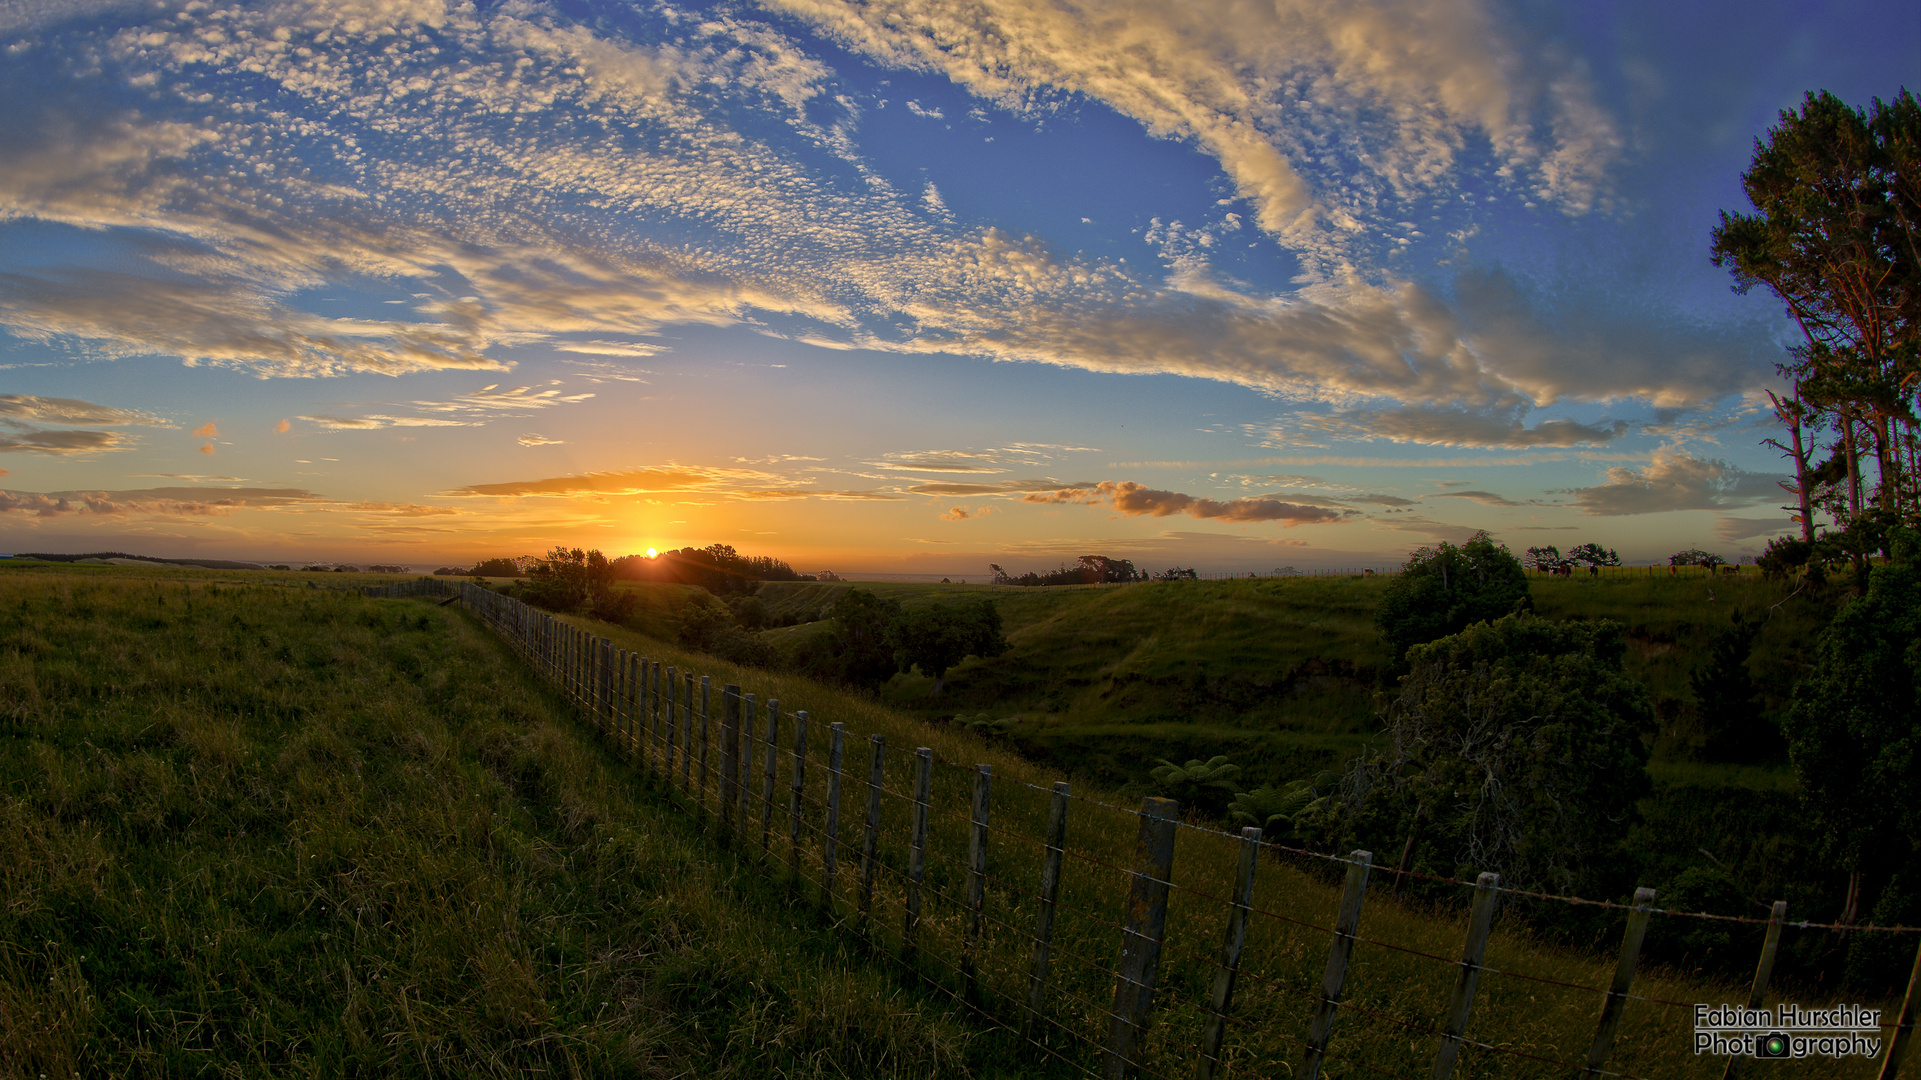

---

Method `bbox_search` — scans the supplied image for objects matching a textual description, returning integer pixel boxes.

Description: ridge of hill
[12,550,266,570]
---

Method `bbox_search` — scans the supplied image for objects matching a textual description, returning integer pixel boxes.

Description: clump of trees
[991,555,1142,586]
[1322,613,1655,897]
[1711,89,1920,574]
[1669,548,1726,569]
[788,589,1009,694]
[1523,543,1620,573]
[616,544,807,595]
[1375,532,1529,665]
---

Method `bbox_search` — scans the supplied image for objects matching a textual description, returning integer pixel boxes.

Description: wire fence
[362,577,1921,1079]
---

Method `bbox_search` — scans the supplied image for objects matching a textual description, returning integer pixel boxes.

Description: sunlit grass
[0,565,997,1077]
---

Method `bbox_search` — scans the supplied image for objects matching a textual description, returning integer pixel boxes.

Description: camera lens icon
[1756,1033,1791,1059]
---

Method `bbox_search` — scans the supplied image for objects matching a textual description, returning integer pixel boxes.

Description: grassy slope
[750,571,1834,793]
[0,564,993,1078]
[557,603,1896,1080]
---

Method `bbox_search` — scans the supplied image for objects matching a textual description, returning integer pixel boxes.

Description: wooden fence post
[1876,935,1921,1080]
[651,662,664,772]
[1105,796,1179,1080]
[963,764,993,1001]
[1582,886,1657,1078]
[665,666,678,779]
[1024,781,1071,1043]
[682,673,695,794]
[1198,826,1263,1080]
[739,694,756,828]
[597,637,612,731]
[1724,900,1786,1080]
[1302,850,1373,1080]
[698,677,711,813]
[822,723,845,912]
[718,684,740,839]
[858,735,885,938]
[788,711,808,890]
[1430,872,1500,1080]
[760,699,780,855]
[903,747,932,963]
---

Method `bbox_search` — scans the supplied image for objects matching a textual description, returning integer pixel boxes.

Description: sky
[0,0,1915,574]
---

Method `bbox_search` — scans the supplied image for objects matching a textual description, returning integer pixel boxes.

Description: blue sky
[0,0,1914,572]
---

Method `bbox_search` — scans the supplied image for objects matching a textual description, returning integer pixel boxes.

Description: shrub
[1375,531,1528,665]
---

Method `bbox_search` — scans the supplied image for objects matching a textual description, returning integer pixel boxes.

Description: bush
[1149,756,1242,818]
[1756,536,1815,580]
[1375,531,1528,665]
[1323,613,1654,896]
[889,598,1008,695]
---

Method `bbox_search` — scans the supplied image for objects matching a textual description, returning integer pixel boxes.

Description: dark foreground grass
[0,567,1003,1078]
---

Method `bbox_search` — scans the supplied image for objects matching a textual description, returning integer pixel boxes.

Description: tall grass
[553,604,1908,1080]
[0,566,1001,1077]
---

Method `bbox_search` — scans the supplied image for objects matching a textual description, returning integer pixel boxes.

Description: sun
[645,548,658,558]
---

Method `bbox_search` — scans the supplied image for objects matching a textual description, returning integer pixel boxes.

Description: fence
[365,577,1921,1079]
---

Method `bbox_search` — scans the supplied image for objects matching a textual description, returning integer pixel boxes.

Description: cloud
[873,450,1006,473]
[0,395,169,427]
[1022,480,1353,525]
[0,485,319,517]
[940,505,996,520]
[1570,451,1786,516]
[551,341,665,357]
[518,434,563,447]
[192,422,218,438]
[1432,490,1525,507]
[0,427,132,454]
[1715,515,1794,543]
[906,479,1098,496]
[198,443,216,455]
[769,0,1622,274]
[1300,404,1629,449]
[275,419,291,434]
[346,502,460,518]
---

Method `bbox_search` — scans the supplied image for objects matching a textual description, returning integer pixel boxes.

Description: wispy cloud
[1022,480,1354,525]
[0,486,319,516]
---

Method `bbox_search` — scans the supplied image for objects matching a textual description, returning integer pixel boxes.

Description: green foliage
[888,598,1008,694]
[1375,531,1529,664]
[1227,779,1327,842]
[1523,545,1566,572]
[1568,542,1621,567]
[678,592,775,668]
[1669,548,1725,569]
[1150,756,1243,816]
[1690,612,1782,763]
[521,546,615,611]
[1757,536,1816,579]
[1784,559,1921,877]
[825,588,904,689]
[1329,614,1655,896]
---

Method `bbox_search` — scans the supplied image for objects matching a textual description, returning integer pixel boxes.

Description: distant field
[746,571,1832,794]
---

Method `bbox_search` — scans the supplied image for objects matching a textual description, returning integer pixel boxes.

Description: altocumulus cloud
[1570,451,1784,516]
[0,0,1769,441]
[0,394,172,455]
[1023,481,1353,525]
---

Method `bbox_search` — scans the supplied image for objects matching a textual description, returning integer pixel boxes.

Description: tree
[1669,548,1725,569]
[1567,543,1621,568]
[1327,614,1655,896]
[1712,89,1921,531]
[1523,545,1566,572]
[825,589,904,689]
[1783,536,1921,928]
[1691,612,1781,763]
[888,598,1009,695]
[1375,532,1529,664]
[470,556,527,578]
[522,546,616,611]
[1150,756,1243,817]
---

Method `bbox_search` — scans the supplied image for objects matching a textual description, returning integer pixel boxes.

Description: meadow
[0,563,992,1077]
[0,560,1906,1079]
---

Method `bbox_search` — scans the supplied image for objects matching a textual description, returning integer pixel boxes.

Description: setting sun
[646,548,658,558]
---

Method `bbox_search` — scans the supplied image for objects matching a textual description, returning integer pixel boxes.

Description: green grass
[742,572,1833,795]
[0,564,998,1077]
[550,601,1904,1080]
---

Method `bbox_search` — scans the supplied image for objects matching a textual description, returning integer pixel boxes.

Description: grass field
[742,570,1835,794]
[0,562,995,1077]
[5,560,1902,1078]
[544,589,1908,1080]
